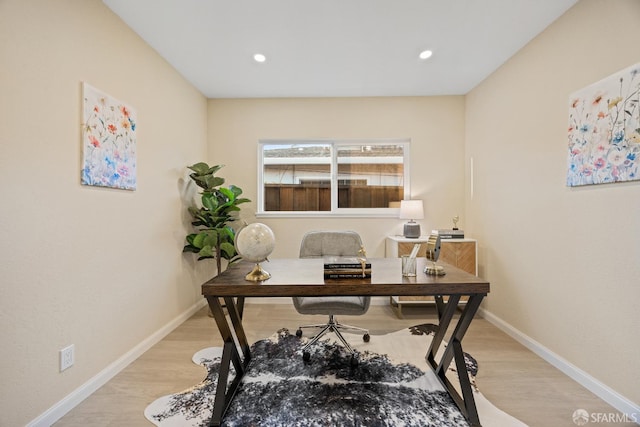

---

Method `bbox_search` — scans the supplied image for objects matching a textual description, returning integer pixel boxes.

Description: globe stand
[245,262,271,281]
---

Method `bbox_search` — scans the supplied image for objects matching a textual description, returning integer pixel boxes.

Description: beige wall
[207,97,466,257]
[2,0,638,424]
[466,0,639,407]
[0,1,210,425]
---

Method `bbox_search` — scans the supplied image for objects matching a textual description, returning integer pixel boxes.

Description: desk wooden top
[202,258,489,298]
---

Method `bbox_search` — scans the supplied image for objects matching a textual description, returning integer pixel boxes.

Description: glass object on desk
[401,256,417,277]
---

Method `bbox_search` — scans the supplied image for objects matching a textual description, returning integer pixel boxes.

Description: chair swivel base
[295,315,370,366]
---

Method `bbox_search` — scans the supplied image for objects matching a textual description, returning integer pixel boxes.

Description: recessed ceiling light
[253,53,266,63]
[419,50,433,60]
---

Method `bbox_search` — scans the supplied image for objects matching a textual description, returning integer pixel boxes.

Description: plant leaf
[187,162,210,175]
[182,244,200,253]
[203,231,219,248]
[220,241,236,258]
[220,226,235,242]
[218,187,235,200]
[201,193,219,211]
[204,175,225,189]
[229,185,243,197]
[198,246,215,258]
[207,164,224,174]
[192,232,208,248]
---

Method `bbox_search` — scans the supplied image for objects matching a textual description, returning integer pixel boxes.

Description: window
[258,139,410,216]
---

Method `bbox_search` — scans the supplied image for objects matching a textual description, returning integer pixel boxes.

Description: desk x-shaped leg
[206,296,251,427]
[427,293,485,427]
[206,293,484,426]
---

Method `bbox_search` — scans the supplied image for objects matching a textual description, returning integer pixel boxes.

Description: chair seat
[293,231,371,363]
[293,296,369,315]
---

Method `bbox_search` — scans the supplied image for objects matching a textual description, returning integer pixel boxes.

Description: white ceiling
[102,0,578,99]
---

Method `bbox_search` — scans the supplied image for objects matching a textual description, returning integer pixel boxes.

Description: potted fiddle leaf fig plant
[183,162,250,275]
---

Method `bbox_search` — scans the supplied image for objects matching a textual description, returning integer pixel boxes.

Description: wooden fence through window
[264,184,403,211]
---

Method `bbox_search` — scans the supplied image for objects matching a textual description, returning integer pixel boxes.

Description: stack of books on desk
[323,257,372,279]
[436,229,465,239]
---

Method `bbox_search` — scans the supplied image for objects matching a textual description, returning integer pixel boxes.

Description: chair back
[293,230,370,318]
[299,231,363,259]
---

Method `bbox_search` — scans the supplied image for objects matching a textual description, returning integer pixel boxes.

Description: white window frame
[257,139,411,218]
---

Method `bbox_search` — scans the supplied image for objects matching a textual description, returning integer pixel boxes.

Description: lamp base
[403,222,421,238]
[245,263,271,281]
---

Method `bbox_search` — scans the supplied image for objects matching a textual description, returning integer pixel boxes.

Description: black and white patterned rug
[144,325,527,427]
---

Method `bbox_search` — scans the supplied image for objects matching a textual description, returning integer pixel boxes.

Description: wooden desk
[202,257,490,426]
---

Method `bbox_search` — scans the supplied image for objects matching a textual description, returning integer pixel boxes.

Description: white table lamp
[399,200,424,238]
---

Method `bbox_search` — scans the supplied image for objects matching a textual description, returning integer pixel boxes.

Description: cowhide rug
[144,324,527,427]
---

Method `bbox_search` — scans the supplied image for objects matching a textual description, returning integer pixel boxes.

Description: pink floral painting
[82,83,137,190]
[567,63,640,186]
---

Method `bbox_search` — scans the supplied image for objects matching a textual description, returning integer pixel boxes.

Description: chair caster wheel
[296,328,303,338]
[350,354,359,367]
[363,333,370,342]
[303,351,311,362]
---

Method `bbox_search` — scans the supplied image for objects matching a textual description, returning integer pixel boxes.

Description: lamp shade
[399,200,424,220]
[400,200,424,238]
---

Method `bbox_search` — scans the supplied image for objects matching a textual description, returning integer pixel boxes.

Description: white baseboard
[478,307,640,420]
[33,300,637,425]
[27,299,208,427]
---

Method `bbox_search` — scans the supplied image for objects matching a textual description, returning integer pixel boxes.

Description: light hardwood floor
[55,303,633,427]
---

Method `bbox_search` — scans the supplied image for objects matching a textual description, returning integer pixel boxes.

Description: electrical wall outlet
[60,344,74,372]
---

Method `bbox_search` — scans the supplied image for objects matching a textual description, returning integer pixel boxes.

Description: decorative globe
[235,223,275,281]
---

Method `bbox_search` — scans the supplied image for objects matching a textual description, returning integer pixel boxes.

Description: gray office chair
[293,231,371,365]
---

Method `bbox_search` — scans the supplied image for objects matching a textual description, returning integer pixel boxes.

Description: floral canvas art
[567,63,640,186]
[82,83,137,190]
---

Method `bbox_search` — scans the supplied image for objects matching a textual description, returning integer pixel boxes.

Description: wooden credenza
[385,235,477,317]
